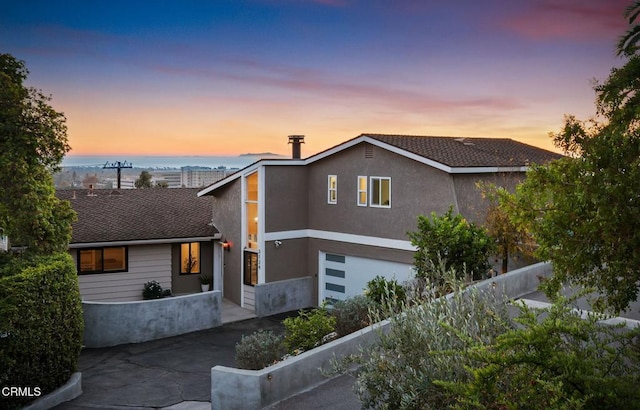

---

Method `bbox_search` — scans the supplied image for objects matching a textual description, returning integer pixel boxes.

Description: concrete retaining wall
[83,290,222,348]
[471,261,552,299]
[210,262,552,410]
[254,277,313,317]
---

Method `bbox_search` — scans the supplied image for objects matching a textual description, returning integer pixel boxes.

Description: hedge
[0,253,84,409]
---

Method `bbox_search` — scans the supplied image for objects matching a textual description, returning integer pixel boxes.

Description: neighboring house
[198,134,563,315]
[57,188,222,302]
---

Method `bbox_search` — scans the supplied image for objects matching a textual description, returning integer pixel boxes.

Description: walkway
[55,303,284,409]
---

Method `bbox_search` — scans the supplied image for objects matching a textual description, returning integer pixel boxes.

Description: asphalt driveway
[55,314,292,409]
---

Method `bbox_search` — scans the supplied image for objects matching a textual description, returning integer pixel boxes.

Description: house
[197,134,563,316]
[57,188,222,302]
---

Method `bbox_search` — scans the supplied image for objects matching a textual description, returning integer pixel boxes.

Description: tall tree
[134,170,153,188]
[0,53,75,255]
[507,7,640,313]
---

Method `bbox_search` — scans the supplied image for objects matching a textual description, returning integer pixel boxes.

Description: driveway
[55,314,292,409]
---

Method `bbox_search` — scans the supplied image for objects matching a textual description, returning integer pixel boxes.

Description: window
[328,175,337,204]
[357,176,367,206]
[244,250,258,285]
[180,242,200,274]
[78,246,127,274]
[245,172,259,249]
[370,177,391,207]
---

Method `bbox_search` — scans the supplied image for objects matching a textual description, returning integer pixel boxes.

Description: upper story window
[357,176,367,207]
[180,242,200,274]
[328,175,337,204]
[245,172,259,249]
[78,246,128,274]
[370,177,391,208]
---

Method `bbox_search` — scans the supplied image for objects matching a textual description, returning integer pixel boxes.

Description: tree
[618,1,640,57]
[506,10,640,313]
[477,182,535,274]
[134,170,153,188]
[408,206,494,281]
[0,53,75,255]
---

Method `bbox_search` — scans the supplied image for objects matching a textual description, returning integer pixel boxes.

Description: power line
[103,161,133,189]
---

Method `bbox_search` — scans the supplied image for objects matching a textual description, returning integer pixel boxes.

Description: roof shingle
[56,188,218,245]
[364,134,563,167]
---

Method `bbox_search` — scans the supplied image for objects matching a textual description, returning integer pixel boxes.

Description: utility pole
[103,161,133,189]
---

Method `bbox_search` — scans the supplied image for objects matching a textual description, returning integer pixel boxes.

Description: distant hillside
[239,152,288,159]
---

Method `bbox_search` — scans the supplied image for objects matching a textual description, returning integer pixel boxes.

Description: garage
[319,252,414,304]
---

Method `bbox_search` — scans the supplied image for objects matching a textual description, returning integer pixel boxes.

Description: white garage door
[320,252,414,304]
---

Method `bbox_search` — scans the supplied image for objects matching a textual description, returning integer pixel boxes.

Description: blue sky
[0,0,630,156]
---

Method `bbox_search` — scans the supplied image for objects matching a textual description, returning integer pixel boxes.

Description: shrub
[439,293,640,409]
[283,308,336,353]
[142,280,164,299]
[235,330,285,370]
[408,206,494,281]
[331,295,373,337]
[364,275,406,309]
[353,284,512,409]
[0,253,84,409]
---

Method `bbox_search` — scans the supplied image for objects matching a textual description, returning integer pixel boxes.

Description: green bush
[235,329,286,370]
[364,275,406,309]
[331,295,373,337]
[142,280,164,299]
[353,285,512,409]
[408,206,494,281]
[439,293,640,409]
[0,253,84,408]
[283,308,336,353]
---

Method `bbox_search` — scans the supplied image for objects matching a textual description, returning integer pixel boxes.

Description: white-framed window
[328,175,337,204]
[357,176,368,206]
[370,176,391,208]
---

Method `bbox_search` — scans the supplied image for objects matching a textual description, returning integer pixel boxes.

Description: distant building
[156,171,182,188]
[180,166,238,188]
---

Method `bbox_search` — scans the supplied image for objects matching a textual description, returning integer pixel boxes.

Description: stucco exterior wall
[305,142,456,240]
[264,166,309,232]
[210,179,242,305]
[453,172,525,224]
[264,237,309,283]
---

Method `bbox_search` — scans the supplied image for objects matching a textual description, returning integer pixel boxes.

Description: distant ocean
[61,155,283,169]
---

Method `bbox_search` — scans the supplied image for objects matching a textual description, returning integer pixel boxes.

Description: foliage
[477,182,535,274]
[617,1,640,57]
[135,170,153,188]
[142,280,165,299]
[0,253,84,408]
[330,295,373,337]
[352,283,512,410]
[506,22,640,312]
[282,307,336,353]
[438,293,640,409]
[235,329,286,370]
[0,53,75,255]
[199,272,211,285]
[364,275,406,310]
[408,206,494,281]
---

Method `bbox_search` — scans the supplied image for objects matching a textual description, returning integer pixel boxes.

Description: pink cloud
[499,0,628,41]
[152,57,523,115]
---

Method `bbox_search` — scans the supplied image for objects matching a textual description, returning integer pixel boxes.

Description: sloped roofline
[197,134,530,196]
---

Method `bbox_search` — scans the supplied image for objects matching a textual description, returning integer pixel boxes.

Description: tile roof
[363,134,564,167]
[56,188,218,245]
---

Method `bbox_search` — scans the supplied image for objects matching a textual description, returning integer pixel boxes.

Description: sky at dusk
[0,0,632,157]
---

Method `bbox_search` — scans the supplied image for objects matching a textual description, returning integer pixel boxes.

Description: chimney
[288,135,305,159]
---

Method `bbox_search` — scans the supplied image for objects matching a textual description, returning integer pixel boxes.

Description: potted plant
[199,273,211,292]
